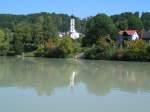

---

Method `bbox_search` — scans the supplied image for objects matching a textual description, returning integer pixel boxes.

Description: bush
[85,47,98,60]
[124,40,147,49]
[34,44,45,57]
[146,46,150,60]
[124,48,148,61]
[58,37,74,58]
[122,40,148,61]
[112,49,125,60]
[7,51,16,56]
[85,37,114,60]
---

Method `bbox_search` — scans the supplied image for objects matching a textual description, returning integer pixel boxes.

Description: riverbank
[1,37,150,62]
[4,51,149,63]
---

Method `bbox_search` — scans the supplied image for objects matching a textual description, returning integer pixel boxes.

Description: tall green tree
[118,20,128,30]
[83,14,117,46]
[128,15,143,30]
[141,12,150,31]
[112,12,143,30]
[0,29,10,55]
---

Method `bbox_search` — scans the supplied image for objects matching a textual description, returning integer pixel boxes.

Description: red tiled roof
[119,30,137,36]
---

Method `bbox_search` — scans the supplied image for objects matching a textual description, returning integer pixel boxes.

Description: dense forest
[0,12,86,55]
[0,12,150,61]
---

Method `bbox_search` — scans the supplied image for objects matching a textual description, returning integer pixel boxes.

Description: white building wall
[58,18,80,39]
[132,32,139,40]
[70,18,80,40]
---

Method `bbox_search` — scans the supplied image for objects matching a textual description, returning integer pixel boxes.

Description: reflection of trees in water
[0,57,79,96]
[0,57,150,96]
[79,61,150,95]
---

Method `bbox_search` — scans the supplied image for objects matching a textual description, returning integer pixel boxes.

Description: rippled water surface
[0,57,150,112]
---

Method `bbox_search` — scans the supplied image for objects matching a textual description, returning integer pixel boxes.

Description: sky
[0,0,150,18]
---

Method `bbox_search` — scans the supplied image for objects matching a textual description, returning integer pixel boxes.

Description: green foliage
[128,40,147,49]
[58,37,74,58]
[13,39,24,55]
[124,48,148,61]
[85,39,150,61]
[118,20,128,30]
[141,12,150,31]
[0,12,86,55]
[146,46,150,60]
[34,37,79,58]
[112,48,125,60]
[0,29,10,55]
[128,16,143,30]
[113,40,150,61]
[112,12,144,30]
[34,44,46,57]
[44,39,60,58]
[0,12,150,62]
[85,37,114,60]
[83,14,117,46]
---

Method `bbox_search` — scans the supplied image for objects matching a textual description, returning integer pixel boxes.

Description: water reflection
[0,57,150,96]
[70,71,77,92]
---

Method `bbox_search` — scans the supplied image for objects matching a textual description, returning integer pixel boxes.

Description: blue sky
[0,0,149,18]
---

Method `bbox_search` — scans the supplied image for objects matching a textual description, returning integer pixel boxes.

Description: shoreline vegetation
[0,12,150,62]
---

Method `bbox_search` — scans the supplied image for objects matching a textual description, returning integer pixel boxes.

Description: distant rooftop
[119,30,137,36]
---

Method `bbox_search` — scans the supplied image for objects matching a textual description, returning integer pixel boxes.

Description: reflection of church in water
[70,71,77,92]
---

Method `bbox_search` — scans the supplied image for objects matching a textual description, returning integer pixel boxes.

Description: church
[70,18,80,39]
[59,18,80,40]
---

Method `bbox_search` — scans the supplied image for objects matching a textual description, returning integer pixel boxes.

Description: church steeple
[70,18,79,39]
[70,18,75,33]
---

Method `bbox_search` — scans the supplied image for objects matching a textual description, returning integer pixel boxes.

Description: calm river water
[0,57,150,112]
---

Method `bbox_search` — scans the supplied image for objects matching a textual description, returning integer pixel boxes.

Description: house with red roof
[118,30,139,41]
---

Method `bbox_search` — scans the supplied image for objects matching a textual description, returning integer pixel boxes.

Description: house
[142,32,150,44]
[118,30,139,41]
[59,32,66,38]
[117,30,139,48]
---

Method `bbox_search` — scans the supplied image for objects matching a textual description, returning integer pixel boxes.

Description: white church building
[59,18,80,39]
[70,18,80,39]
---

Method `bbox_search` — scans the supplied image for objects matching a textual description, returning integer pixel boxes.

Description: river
[0,57,150,112]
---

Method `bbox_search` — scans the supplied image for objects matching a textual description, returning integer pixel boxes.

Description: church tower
[70,18,75,33]
[70,18,79,39]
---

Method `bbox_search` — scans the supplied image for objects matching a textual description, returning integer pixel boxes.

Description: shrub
[124,40,147,49]
[124,48,148,61]
[146,46,150,61]
[85,37,115,60]
[112,48,125,60]
[58,37,74,58]
[34,44,45,57]
[121,40,149,61]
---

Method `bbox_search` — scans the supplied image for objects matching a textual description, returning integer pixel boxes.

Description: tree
[112,12,143,31]
[15,22,33,42]
[128,16,143,30]
[134,12,140,18]
[0,29,10,55]
[33,15,58,46]
[141,12,150,31]
[13,22,33,54]
[118,20,128,30]
[58,37,74,57]
[85,37,114,60]
[83,14,117,46]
